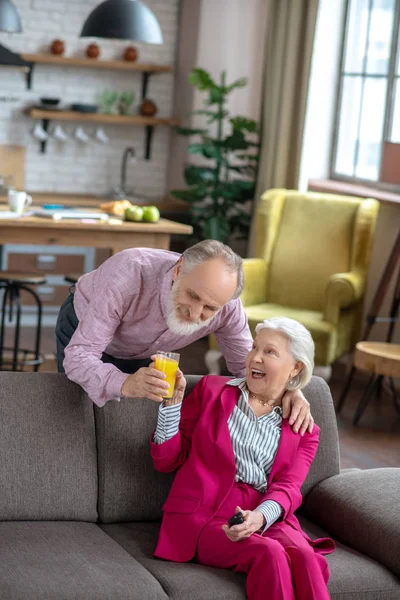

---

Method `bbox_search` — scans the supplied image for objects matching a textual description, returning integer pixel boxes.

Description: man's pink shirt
[63,248,253,406]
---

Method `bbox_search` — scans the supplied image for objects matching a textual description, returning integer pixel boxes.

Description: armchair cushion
[239,188,380,366]
[241,259,268,306]
[266,190,363,312]
[245,303,337,365]
[300,468,400,579]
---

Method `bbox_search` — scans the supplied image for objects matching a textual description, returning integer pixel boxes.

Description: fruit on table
[142,206,160,222]
[125,206,144,222]
[124,205,161,223]
[100,199,132,216]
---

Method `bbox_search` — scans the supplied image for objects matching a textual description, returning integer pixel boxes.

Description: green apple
[142,206,160,223]
[125,206,143,222]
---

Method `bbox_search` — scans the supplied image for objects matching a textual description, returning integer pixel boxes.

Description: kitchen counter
[0,204,192,254]
[0,192,190,212]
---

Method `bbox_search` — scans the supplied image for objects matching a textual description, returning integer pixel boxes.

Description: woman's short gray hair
[181,240,244,299]
[254,317,315,390]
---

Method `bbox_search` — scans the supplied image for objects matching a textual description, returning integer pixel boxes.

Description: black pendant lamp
[80,0,163,44]
[0,0,31,74]
[0,0,22,33]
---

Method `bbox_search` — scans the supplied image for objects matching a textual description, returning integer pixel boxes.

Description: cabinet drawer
[19,285,70,307]
[7,253,85,275]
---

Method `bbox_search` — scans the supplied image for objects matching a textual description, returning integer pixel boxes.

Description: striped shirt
[153,377,283,530]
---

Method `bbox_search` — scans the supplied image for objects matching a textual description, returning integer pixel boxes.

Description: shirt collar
[227,377,283,415]
[227,377,247,390]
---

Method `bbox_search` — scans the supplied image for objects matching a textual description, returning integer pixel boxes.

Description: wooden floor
[3,325,400,471]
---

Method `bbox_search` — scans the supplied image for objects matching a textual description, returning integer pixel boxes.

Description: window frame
[330,0,400,192]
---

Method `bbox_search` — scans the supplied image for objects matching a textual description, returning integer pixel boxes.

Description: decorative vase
[123,46,138,62]
[99,91,118,114]
[118,92,136,115]
[50,39,65,55]
[86,43,100,59]
[139,99,158,117]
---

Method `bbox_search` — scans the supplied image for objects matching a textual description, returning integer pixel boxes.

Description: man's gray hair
[181,240,244,299]
[255,317,315,390]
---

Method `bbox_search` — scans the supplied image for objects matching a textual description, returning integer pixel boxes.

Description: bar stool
[0,272,46,371]
[64,273,81,285]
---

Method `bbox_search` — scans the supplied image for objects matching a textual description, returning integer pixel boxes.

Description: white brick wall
[0,0,180,199]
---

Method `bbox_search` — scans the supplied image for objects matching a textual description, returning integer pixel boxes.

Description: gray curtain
[249,0,320,255]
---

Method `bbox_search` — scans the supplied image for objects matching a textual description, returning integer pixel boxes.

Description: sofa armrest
[324,270,365,324]
[241,258,269,306]
[301,468,400,578]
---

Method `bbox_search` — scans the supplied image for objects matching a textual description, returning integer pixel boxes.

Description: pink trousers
[196,483,330,600]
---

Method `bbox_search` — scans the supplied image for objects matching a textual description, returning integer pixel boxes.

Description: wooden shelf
[22,54,177,160]
[21,53,172,73]
[28,108,179,127]
[27,109,179,159]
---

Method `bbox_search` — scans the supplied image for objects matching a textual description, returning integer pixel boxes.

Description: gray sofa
[0,372,399,600]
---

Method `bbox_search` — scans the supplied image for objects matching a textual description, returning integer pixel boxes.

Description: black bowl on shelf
[71,103,98,113]
[40,97,60,107]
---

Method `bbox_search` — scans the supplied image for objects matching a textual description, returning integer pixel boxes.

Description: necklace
[249,392,277,409]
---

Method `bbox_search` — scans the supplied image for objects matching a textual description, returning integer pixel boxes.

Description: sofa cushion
[102,520,400,600]
[300,518,400,600]
[0,373,98,521]
[0,521,167,600]
[301,468,400,579]
[299,376,340,497]
[95,375,202,523]
[101,522,246,600]
[96,375,339,523]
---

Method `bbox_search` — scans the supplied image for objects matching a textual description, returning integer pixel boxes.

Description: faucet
[120,146,136,196]
[111,146,136,199]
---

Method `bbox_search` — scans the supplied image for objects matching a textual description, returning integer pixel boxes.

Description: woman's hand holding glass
[151,353,186,406]
[162,369,187,406]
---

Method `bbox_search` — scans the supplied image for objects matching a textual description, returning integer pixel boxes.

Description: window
[332,0,400,188]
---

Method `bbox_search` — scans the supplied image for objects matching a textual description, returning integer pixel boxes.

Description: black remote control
[228,511,244,527]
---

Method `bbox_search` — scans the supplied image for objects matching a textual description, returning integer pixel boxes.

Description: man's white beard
[165,284,217,336]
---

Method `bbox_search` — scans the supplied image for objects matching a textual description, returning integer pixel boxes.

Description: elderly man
[56,240,313,432]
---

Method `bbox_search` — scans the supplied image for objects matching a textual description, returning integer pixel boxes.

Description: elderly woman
[150,317,335,600]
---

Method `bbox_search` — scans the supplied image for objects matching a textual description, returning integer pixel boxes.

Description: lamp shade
[0,0,23,33]
[80,0,163,44]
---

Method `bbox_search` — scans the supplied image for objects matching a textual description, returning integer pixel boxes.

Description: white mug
[31,122,48,142]
[94,127,109,144]
[74,127,90,143]
[52,124,68,142]
[8,190,32,213]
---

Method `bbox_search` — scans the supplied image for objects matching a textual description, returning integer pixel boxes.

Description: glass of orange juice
[154,352,180,398]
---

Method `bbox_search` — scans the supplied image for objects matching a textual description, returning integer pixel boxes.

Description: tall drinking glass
[154,352,180,398]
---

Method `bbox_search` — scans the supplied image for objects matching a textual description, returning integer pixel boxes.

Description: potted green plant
[171,68,259,244]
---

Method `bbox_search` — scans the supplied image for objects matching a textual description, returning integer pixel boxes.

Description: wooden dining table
[0,205,193,254]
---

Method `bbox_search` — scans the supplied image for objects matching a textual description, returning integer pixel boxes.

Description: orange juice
[155,352,180,398]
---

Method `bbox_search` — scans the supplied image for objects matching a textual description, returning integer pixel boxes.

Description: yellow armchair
[208,188,379,369]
